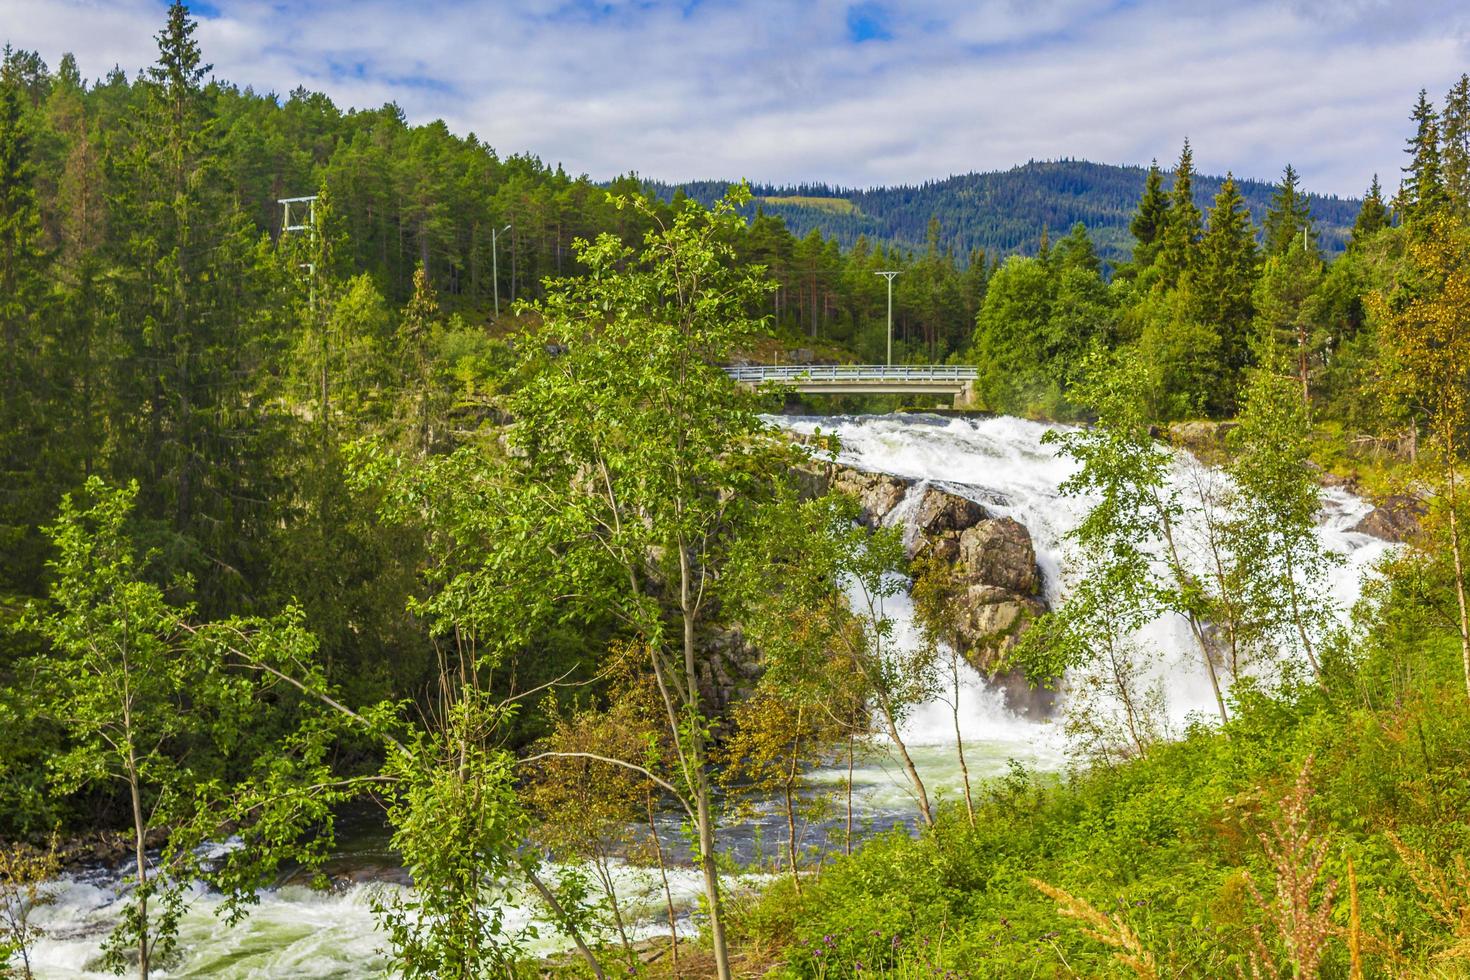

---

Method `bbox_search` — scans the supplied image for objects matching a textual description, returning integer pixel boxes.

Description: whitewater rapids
[15,413,1394,978]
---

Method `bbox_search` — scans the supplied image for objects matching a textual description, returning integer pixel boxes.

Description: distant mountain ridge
[643,159,1361,266]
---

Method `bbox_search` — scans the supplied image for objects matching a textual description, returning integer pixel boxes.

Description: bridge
[724,364,978,403]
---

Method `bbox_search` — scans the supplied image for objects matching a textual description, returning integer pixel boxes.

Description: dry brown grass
[1031,877,1159,979]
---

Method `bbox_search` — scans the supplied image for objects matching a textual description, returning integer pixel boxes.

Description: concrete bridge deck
[724,364,977,399]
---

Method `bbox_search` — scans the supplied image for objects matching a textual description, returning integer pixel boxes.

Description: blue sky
[4,0,1468,197]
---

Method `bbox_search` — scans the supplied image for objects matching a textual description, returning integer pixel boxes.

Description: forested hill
[645,159,1361,265]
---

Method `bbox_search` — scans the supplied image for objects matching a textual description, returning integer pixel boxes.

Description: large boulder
[1352,494,1426,543]
[831,468,913,527]
[911,486,988,538]
[958,517,1040,595]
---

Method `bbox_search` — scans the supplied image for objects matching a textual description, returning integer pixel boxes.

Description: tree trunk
[1159,511,1229,725]
[525,869,605,980]
[1444,428,1470,700]
[950,655,975,828]
[646,793,678,970]
[844,733,854,857]
[878,698,933,828]
[678,544,731,980]
[126,759,149,980]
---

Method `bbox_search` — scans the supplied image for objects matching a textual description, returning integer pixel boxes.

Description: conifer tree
[1350,174,1391,248]
[1155,140,1202,287]
[1443,74,1470,215]
[1195,174,1259,400]
[0,73,52,590]
[1400,89,1448,223]
[1129,159,1169,270]
[1263,163,1315,256]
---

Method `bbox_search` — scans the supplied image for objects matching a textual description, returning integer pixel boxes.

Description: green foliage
[19,478,369,977]
[1400,89,1450,223]
[376,705,529,980]
[742,601,1470,977]
[1263,163,1315,257]
[969,224,1115,416]
[1350,174,1392,249]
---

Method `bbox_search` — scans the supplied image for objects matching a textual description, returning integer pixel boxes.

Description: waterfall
[778,412,1396,730]
[16,413,1396,978]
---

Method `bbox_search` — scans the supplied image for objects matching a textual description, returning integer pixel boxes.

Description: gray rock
[958,518,1040,595]
[1352,494,1426,542]
[831,468,913,527]
[911,486,988,538]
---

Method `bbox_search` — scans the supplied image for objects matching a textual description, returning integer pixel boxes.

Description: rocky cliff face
[813,465,1048,673]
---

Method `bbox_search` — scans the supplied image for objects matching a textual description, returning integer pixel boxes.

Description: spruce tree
[1443,73,1470,215]
[1129,159,1169,270]
[1195,174,1259,400]
[1349,174,1391,249]
[1263,163,1315,256]
[0,75,52,589]
[1400,88,1448,222]
[1155,140,1202,287]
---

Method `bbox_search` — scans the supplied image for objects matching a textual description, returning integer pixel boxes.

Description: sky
[4,0,1469,197]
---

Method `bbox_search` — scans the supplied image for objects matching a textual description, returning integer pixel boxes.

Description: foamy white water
[15,413,1395,978]
[778,412,1395,786]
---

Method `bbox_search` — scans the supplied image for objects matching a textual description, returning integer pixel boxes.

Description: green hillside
[649,159,1362,265]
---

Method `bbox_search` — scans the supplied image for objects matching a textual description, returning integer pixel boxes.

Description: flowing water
[17,413,1395,978]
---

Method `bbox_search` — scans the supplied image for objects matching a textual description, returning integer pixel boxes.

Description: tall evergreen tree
[1443,73,1470,216]
[0,73,54,589]
[1400,88,1448,222]
[1155,140,1202,287]
[1263,163,1315,256]
[1194,174,1259,400]
[1350,174,1391,249]
[1128,159,1169,270]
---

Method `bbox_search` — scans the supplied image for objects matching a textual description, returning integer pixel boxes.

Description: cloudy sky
[5,0,1468,196]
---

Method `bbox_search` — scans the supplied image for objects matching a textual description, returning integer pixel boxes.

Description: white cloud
[2,0,1466,196]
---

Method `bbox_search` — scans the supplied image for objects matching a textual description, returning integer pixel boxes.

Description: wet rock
[913,529,962,564]
[987,666,1060,720]
[1352,494,1426,543]
[911,486,988,538]
[956,587,1046,668]
[830,468,913,527]
[958,518,1040,595]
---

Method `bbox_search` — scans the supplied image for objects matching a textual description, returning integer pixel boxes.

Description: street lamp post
[491,223,511,316]
[874,270,899,366]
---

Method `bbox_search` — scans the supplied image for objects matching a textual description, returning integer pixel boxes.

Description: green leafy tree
[1370,213,1470,697]
[1226,362,1341,683]
[1253,238,1324,405]
[499,188,794,980]
[1046,349,1230,724]
[0,71,52,591]
[21,480,357,979]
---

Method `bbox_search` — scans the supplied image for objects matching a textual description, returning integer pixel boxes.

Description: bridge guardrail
[723,364,978,383]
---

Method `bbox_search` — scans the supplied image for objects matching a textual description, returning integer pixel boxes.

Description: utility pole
[874,271,899,366]
[279,195,319,310]
[491,223,511,316]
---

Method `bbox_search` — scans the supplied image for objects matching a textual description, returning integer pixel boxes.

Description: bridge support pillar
[954,381,977,410]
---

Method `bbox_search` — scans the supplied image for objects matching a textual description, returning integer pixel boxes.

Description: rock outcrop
[829,467,913,528]
[825,474,1048,672]
[1351,494,1426,543]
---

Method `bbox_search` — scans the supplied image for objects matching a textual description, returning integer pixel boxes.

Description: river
[18,413,1393,978]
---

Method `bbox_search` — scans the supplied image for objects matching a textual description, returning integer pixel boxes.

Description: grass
[758,196,864,217]
[724,578,1470,978]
